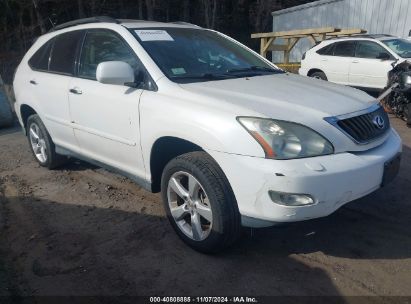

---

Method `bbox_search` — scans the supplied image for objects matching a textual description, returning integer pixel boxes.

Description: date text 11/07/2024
[149,297,258,303]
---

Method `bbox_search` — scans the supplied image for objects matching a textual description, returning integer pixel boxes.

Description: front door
[68,29,145,178]
[349,41,394,90]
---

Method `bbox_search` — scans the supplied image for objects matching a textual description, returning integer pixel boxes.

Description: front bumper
[207,129,402,227]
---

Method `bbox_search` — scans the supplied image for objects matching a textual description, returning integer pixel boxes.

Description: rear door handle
[69,88,82,95]
[352,60,359,63]
[30,80,37,85]
[321,58,328,61]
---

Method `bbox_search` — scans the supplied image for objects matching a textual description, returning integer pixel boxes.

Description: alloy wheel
[29,123,47,163]
[167,171,213,241]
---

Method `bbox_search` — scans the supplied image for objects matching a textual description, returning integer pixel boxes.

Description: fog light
[269,191,315,206]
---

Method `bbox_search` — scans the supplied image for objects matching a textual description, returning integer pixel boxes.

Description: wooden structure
[251,27,367,63]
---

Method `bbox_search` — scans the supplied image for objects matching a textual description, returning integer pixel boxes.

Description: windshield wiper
[227,66,285,74]
[171,73,236,80]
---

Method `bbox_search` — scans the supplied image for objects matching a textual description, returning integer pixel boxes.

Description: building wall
[272,0,411,62]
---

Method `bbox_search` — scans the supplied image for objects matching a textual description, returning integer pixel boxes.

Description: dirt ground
[0,115,410,301]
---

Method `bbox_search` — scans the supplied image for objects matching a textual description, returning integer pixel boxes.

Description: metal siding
[404,0,411,37]
[271,0,411,62]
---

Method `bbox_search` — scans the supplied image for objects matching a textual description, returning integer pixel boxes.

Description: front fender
[139,89,265,174]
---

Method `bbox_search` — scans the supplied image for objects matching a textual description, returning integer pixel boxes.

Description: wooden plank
[308,34,319,45]
[268,44,288,51]
[262,37,275,54]
[288,37,300,51]
[326,28,367,36]
[260,38,267,57]
[251,27,339,39]
[284,38,291,64]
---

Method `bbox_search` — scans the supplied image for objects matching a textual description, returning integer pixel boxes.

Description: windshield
[132,28,283,83]
[382,38,411,58]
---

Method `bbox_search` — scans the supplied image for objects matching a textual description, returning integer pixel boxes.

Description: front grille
[336,106,390,144]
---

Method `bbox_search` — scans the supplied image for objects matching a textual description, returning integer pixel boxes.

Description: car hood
[178,73,376,119]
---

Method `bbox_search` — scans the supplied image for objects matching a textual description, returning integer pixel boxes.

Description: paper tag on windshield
[135,30,174,41]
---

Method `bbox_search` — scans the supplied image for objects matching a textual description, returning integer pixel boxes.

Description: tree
[0,0,316,84]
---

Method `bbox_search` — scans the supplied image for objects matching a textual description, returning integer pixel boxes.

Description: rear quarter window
[28,39,54,71]
[316,43,334,55]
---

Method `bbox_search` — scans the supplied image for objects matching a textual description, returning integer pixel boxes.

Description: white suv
[14,17,402,252]
[300,35,411,90]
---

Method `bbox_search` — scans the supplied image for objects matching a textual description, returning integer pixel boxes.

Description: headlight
[237,117,334,160]
[400,72,411,88]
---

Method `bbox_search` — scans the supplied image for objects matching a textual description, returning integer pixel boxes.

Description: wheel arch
[307,68,325,77]
[149,136,205,193]
[20,104,38,133]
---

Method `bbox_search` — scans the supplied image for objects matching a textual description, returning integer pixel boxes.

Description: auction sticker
[135,30,174,41]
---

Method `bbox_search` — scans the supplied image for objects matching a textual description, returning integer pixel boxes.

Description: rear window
[49,31,84,75]
[333,41,356,57]
[28,39,54,71]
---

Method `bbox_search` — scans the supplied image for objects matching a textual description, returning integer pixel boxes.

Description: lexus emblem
[373,115,385,129]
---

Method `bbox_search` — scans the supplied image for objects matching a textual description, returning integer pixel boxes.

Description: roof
[49,16,201,32]
[324,34,398,42]
[272,0,342,16]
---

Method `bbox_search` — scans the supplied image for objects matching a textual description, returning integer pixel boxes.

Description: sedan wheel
[29,122,48,163]
[167,171,213,241]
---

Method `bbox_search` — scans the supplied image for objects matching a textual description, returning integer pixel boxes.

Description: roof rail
[351,34,394,38]
[49,16,119,32]
[325,33,395,41]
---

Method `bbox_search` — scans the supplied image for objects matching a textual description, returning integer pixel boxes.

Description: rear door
[28,30,84,151]
[349,40,395,89]
[323,41,356,85]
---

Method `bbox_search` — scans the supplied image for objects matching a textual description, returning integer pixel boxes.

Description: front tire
[161,151,241,253]
[27,114,66,169]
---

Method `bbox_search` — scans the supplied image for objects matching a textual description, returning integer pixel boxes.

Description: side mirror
[377,52,391,60]
[96,61,134,86]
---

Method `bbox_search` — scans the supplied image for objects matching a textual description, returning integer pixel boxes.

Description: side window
[317,43,334,55]
[79,30,141,80]
[28,39,54,71]
[49,31,84,75]
[356,41,389,59]
[333,41,356,57]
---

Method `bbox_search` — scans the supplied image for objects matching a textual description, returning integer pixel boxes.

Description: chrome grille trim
[324,104,390,145]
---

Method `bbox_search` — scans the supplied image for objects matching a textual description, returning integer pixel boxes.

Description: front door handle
[69,88,82,95]
[352,60,359,63]
[30,80,37,85]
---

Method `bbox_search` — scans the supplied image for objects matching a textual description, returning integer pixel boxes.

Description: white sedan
[300,35,411,90]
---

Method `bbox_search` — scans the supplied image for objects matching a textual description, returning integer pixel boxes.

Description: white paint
[13,21,402,227]
[299,37,405,89]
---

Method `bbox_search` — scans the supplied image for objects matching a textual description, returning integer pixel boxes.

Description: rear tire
[310,71,328,81]
[161,151,241,253]
[26,114,67,169]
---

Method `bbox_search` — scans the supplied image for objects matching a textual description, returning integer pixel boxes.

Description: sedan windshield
[132,28,283,83]
[382,38,411,58]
